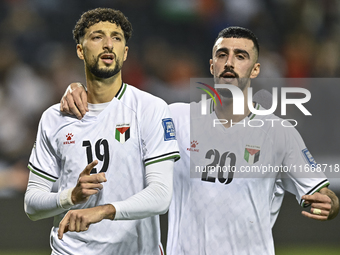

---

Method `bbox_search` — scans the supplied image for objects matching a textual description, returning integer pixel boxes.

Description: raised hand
[72,160,107,205]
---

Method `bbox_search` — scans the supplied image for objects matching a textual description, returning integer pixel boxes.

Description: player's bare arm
[58,204,116,239]
[301,187,339,221]
[60,82,88,120]
[72,160,107,204]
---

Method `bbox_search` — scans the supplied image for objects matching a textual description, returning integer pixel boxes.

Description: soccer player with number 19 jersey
[24,8,179,255]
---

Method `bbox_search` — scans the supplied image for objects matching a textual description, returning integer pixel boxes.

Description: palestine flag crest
[115,124,130,144]
[244,144,260,164]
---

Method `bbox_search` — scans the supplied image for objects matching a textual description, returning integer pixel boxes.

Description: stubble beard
[214,70,250,98]
[85,52,122,79]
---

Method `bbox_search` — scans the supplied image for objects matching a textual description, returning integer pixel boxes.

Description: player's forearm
[25,188,67,221]
[101,204,116,220]
[319,187,339,220]
[112,160,173,220]
[24,172,72,221]
[113,181,172,220]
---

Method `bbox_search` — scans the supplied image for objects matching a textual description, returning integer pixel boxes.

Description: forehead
[85,21,123,35]
[213,37,256,55]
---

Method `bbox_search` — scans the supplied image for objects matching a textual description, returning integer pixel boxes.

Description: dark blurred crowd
[1,0,340,195]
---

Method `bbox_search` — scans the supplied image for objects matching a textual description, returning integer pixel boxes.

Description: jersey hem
[145,152,180,166]
[28,163,57,182]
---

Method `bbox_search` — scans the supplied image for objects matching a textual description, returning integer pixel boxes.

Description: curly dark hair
[73,8,132,44]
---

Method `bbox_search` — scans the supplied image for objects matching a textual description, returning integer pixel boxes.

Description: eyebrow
[215,47,250,58]
[90,30,105,36]
[234,49,250,58]
[89,30,124,38]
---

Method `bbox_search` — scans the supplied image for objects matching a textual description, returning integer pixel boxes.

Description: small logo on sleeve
[302,148,317,167]
[162,118,176,141]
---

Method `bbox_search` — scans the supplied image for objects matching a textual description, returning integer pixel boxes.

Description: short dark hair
[73,8,133,44]
[215,26,259,56]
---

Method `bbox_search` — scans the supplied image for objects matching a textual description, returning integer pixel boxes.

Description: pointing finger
[80,160,98,177]
[58,213,70,239]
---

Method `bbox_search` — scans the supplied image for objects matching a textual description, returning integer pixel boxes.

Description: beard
[85,51,123,79]
[215,68,249,98]
[216,78,249,98]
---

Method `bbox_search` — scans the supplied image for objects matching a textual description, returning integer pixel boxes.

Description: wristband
[59,188,75,209]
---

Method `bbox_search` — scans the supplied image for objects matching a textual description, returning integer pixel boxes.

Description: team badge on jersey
[162,118,176,141]
[244,144,260,164]
[115,124,130,144]
[302,148,317,167]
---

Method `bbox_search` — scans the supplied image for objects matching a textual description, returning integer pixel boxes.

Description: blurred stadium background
[0,0,339,254]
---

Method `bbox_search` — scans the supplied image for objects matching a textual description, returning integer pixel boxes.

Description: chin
[215,77,238,86]
[216,88,233,98]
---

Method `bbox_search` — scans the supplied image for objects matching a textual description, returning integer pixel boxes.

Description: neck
[85,70,123,104]
[215,89,251,128]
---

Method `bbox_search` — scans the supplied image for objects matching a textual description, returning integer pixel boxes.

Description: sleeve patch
[162,118,176,141]
[302,148,317,167]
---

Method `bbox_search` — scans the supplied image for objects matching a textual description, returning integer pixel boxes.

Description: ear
[123,46,129,61]
[209,59,214,76]
[250,63,260,78]
[76,44,84,60]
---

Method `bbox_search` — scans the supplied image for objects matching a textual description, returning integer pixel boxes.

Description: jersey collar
[115,83,127,100]
[247,103,259,120]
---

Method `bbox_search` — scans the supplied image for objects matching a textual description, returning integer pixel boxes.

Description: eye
[237,54,245,60]
[92,35,102,40]
[218,53,227,58]
[113,36,122,41]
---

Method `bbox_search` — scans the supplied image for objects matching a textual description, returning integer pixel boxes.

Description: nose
[225,54,235,69]
[103,36,113,51]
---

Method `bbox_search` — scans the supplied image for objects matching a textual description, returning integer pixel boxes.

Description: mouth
[221,72,236,79]
[100,54,115,64]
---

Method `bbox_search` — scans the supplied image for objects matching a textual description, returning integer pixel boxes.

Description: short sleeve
[279,125,329,207]
[140,98,180,166]
[27,110,60,182]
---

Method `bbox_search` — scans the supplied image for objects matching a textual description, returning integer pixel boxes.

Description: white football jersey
[28,83,180,255]
[167,101,329,255]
